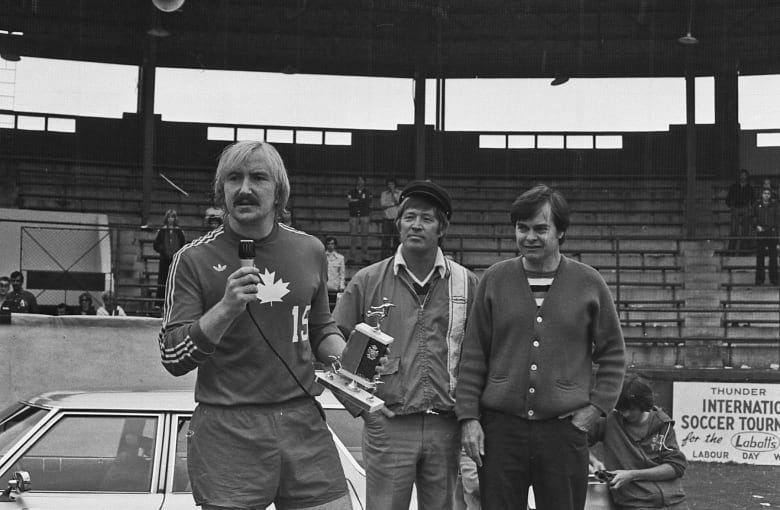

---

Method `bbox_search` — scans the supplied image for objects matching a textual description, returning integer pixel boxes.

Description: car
[0,389,614,510]
[0,389,365,510]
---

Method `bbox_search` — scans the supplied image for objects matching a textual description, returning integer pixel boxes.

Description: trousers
[362,411,460,510]
[478,410,589,510]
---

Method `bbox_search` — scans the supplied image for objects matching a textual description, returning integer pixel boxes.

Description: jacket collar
[393,246,448,286]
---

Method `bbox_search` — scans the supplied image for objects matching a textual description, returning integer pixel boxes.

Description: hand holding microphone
[220,240,259,312]
[239,239,256,268]
[237,239,259,311]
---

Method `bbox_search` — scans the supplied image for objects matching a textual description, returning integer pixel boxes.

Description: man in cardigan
[456,184,626,510]
[334,180,478,510]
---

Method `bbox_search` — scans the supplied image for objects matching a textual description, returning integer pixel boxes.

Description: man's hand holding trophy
[315,299,395,413]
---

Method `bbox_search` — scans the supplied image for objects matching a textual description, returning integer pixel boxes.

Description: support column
[714,62,740,179]
[684,56,697,238]
[414,68,426,180]
[433,77,445,176]
[139,37,157,227]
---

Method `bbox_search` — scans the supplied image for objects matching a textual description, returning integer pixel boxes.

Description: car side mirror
[0,471,31,502]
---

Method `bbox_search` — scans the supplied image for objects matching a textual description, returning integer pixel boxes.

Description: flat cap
[399,180,452,219]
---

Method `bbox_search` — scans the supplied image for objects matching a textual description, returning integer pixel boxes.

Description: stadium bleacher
[5,150,779,370]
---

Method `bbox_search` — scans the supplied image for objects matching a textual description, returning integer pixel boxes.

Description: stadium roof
[1,0,778,80]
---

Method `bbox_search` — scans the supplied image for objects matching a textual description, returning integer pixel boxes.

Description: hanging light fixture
[152,0,185,12]
[147,10,170,37]
[678,0,699,45]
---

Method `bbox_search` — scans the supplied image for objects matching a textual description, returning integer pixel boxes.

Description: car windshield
[0,403,48,457]
[2,414,159,493]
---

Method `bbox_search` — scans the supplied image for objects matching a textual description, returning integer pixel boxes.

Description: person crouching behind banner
[588,375,690,510]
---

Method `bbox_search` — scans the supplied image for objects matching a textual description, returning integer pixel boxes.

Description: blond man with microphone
[158,140,351,510]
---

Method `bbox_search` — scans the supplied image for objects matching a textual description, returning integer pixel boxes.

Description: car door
[158,414,366,510]
[0,412,165,510]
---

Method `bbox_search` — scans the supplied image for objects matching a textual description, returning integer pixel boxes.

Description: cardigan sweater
[455,255,626,421]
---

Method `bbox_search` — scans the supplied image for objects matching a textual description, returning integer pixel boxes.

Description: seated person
[0,276,10,311]
[5,271,39,313]
[96,291,126,317]
[588,375,689,510]
[204,206,224,230]
[78,292,97,315]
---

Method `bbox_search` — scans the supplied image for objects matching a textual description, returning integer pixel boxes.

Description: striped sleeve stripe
[158,331,209,365]
[162,228,223,326]
[159,334,197,359]
[279,222,312,237]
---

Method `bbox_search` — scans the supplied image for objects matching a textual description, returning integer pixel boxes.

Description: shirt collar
[393,246,447,286]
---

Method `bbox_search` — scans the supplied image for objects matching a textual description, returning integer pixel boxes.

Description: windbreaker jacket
[333,255,477,415]
[589,407,689,509]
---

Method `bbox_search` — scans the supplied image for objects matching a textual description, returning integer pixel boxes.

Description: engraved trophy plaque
[315,299,395,413]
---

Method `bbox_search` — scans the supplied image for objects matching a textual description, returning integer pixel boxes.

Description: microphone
[239,239,255,268]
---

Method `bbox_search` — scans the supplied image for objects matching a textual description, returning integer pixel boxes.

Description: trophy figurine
[315,299,395,413]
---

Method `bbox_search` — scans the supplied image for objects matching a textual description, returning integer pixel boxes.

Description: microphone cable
[246,304,326,422]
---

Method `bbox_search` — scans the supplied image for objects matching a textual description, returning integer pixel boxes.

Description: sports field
[684,462,780,509]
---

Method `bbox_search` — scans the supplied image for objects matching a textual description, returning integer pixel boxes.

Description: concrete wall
[0,314,196,410]
[2,314,777,418]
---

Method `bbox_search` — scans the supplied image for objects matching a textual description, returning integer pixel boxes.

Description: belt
[424,409,457,418]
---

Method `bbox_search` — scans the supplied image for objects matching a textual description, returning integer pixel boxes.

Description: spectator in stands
[758,178,779,203]
[204,206,224,230]
[97,291,126,316]
[78,292,97,315]
[725,169,754,252]
[380,177,402,258]
[588,375,690,510]
[753,187,778,285]
[5,271,39,313]
[456,184,626,510]
[158,140,353,510]
[153,209,187,306]
[335,180,478,510]
[55,302,69,316]
[0,276,9,311]
[325,236,345,309]
[346,175,372,264]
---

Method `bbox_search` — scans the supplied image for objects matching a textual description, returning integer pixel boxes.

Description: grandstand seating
[7,158,779,369]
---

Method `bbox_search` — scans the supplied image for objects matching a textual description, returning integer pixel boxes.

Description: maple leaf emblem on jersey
[255,268,290,306]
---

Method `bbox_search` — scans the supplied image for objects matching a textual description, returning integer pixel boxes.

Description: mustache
[233,194,259,206]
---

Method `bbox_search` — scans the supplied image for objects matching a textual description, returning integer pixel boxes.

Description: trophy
[315,299,395,413]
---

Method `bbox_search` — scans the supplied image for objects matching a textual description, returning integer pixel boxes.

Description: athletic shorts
[187,397,349,510]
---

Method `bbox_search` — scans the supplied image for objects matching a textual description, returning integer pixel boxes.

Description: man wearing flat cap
[334,180,478,510]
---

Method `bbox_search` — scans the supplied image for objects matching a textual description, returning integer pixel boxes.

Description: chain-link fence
[17,225,114,309]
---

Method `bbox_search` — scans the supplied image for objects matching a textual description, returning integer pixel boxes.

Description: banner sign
[673,382,780,465]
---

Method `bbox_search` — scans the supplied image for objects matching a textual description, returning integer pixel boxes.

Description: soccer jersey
[158,221,340,406]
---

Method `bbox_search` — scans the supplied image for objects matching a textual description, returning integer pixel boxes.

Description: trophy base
[315,370,384,413]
